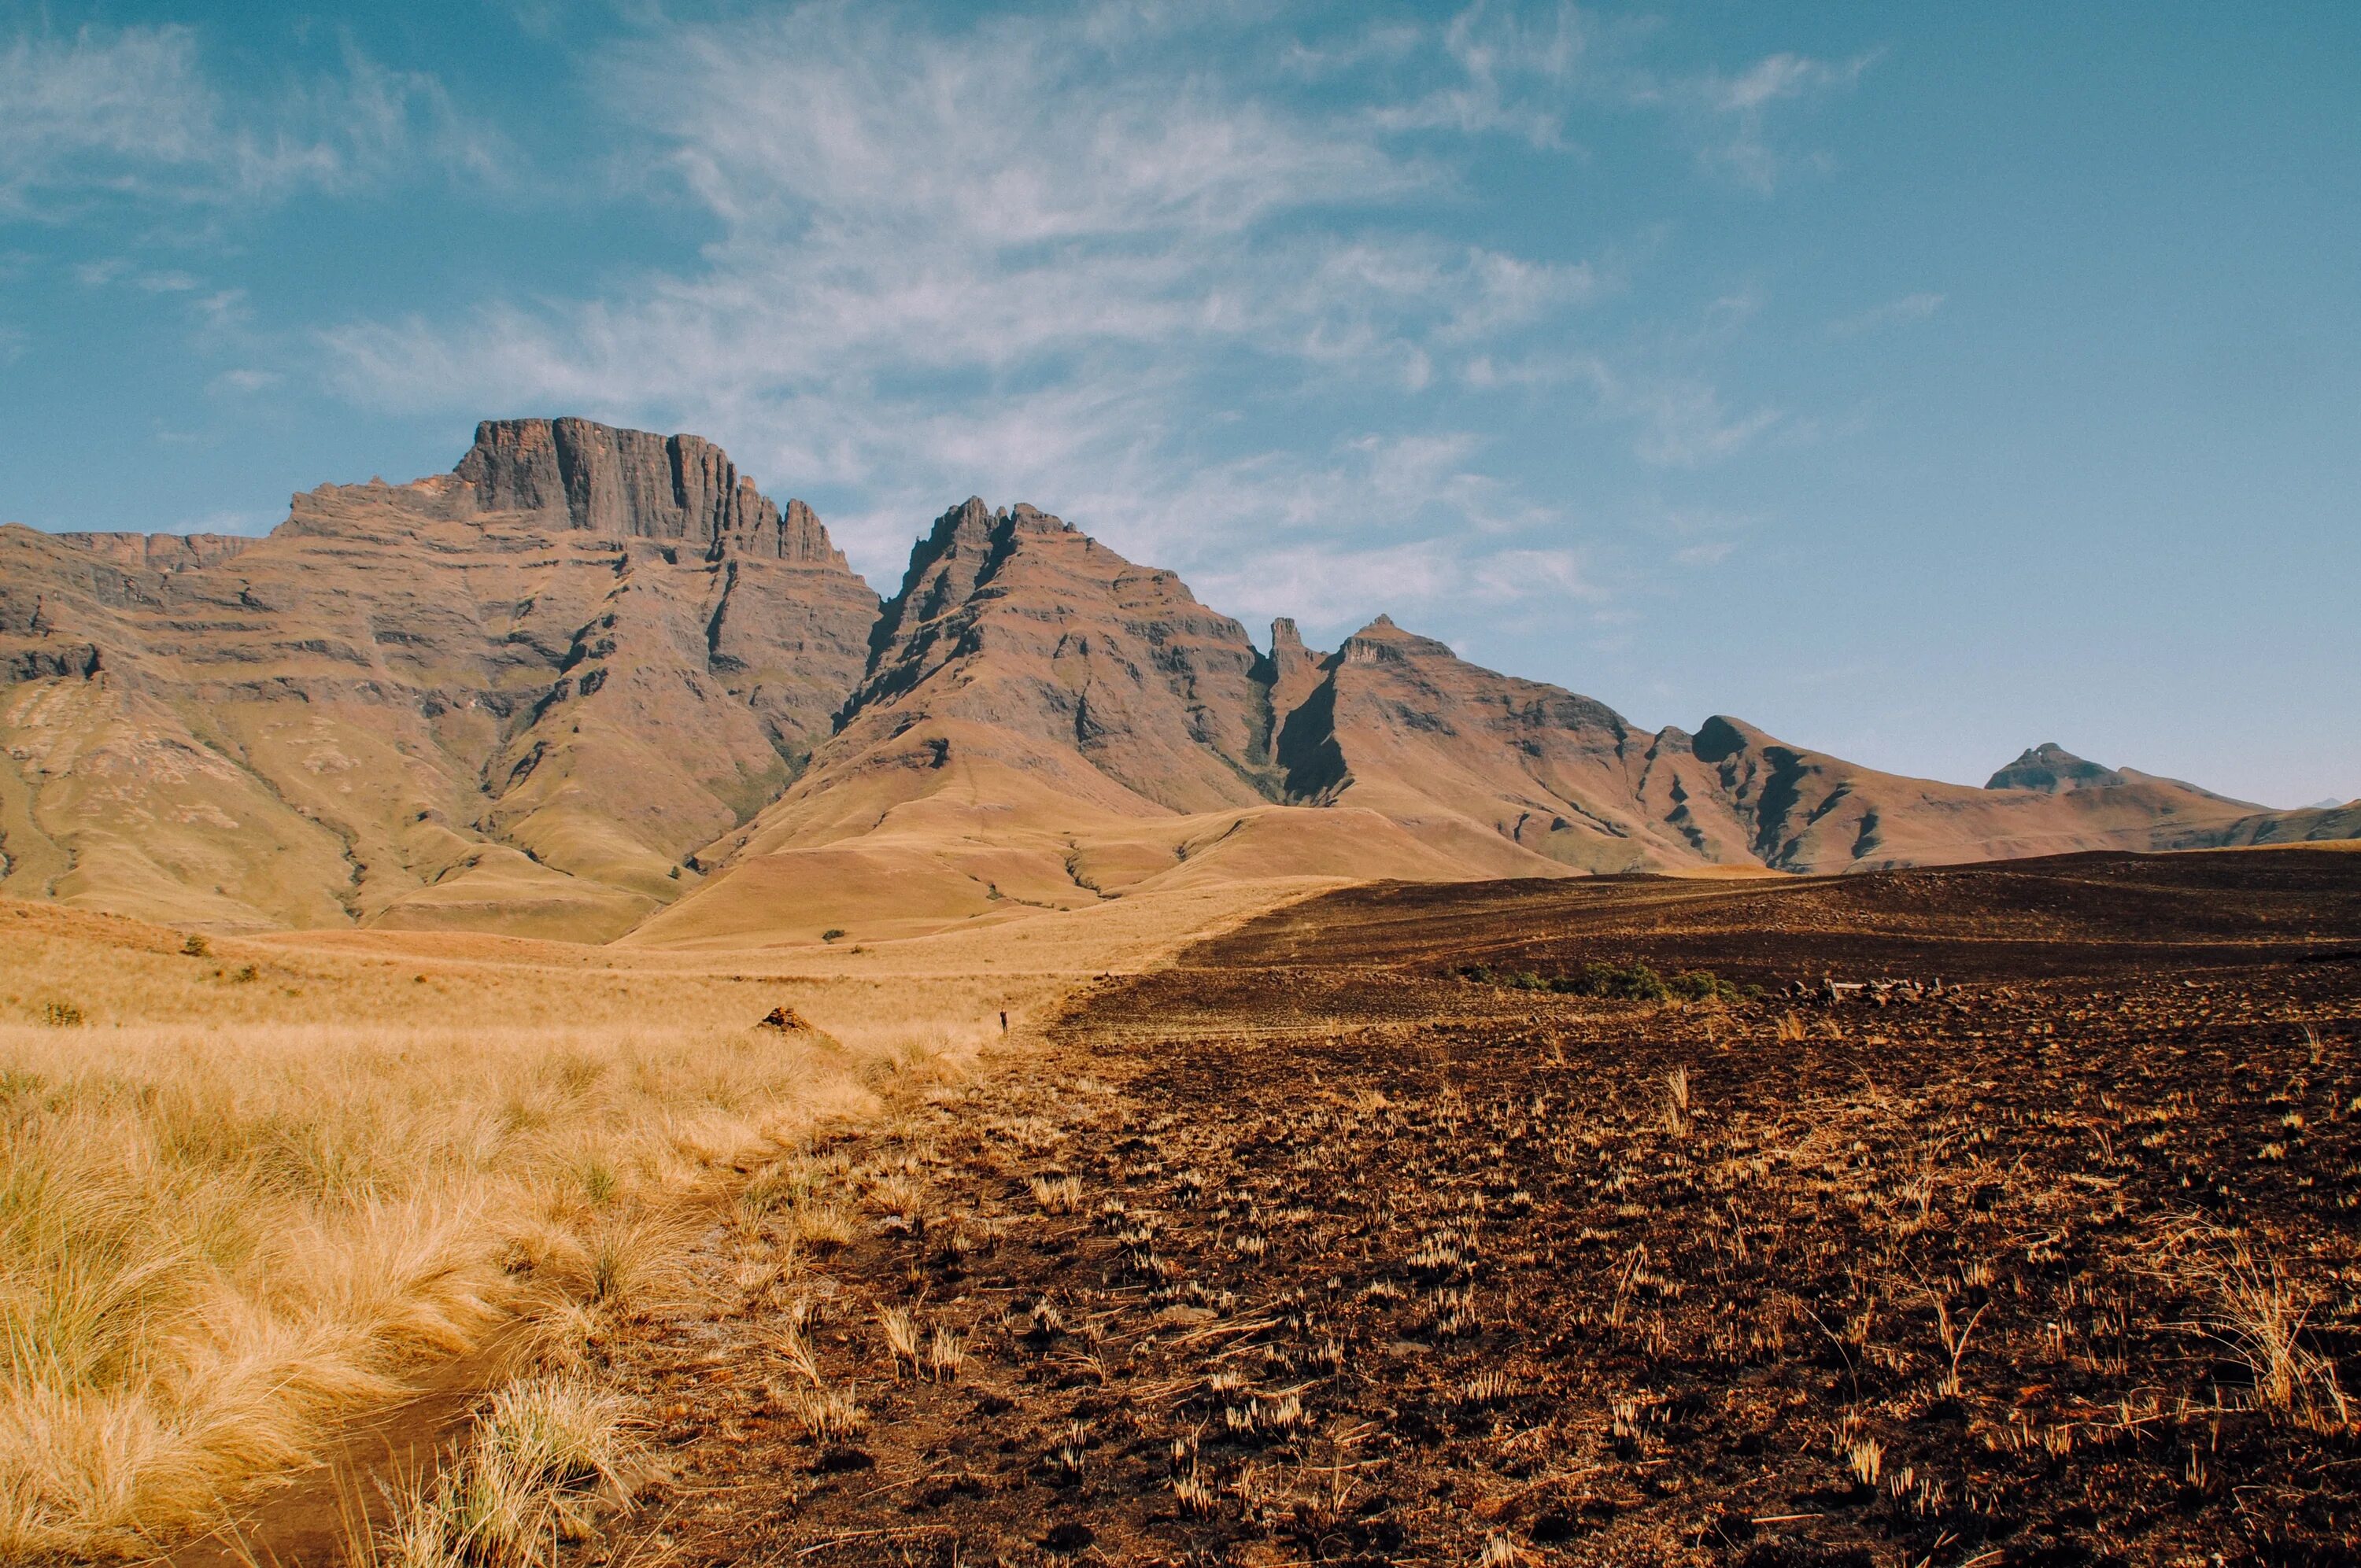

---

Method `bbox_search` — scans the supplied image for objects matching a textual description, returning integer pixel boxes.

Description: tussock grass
[2175,1242,2353,1434]
[371,1375,634,1568]
[0,902,1007,1558]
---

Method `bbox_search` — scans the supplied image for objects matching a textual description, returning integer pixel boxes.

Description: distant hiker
[999,1010,1008,1032]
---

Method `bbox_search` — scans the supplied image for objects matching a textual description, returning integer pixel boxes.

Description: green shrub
[1458,959,1755,1004]
[1550,961,1668,1001]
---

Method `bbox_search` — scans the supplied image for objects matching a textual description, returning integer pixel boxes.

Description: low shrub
[1458,960,1754,1003]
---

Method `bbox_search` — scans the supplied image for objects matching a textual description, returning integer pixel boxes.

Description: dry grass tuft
[2182,1247,2352,1433]
[785,1385,868,1442]
[371,1375,634,1568]
[1028,1173,1084,1214]
[877,1306,922,1377]
[0,902,1003,1557]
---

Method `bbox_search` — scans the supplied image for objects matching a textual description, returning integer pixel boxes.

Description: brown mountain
[2153,798,2361,850]
[630,500,1476,946]
[0,419,877,937]
[3,428,2337,944]
[631,497,2278,946]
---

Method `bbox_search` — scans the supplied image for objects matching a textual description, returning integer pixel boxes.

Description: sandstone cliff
[445,418,848,563]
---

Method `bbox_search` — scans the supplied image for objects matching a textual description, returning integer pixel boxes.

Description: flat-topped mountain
[450,417,847,563]
[0,419,877,935]
[2,422,2344,943]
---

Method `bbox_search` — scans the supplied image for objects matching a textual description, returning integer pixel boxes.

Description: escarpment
[1,422,2315,943]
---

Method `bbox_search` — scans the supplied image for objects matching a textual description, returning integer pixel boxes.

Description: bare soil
[590,850,2361,1566]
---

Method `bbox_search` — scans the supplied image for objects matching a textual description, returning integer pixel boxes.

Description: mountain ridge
[3,419,2344,944]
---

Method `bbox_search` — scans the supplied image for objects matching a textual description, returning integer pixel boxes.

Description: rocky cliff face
[0,425,877,935]
[1277,614,1671,873]
[837,498,1280,813]
[447,418,848,563]
[642,499,2284,947]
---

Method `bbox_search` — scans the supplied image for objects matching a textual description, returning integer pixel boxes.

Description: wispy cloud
[322,5,1622,585]
[1830,290,1945,336]
[1367,1,1587,147]
[1630,48,1876,193]
[318,2,1856,620]
[75,258,201,291]
[207,367,281,396]
[0,24,499,217]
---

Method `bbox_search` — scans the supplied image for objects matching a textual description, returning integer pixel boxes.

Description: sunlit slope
[0,419,877,937]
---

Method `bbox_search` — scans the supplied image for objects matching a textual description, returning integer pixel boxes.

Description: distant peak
[1340,614,1456,664]
[1986,742,2126,793]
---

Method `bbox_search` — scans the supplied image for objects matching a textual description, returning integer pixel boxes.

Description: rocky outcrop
[54,533,256,572]
[1247,624,2268,878]
[1261,618,1326,713]
[822,496,1282,817]
[449,418,849,564]
[1988,743,2128,793]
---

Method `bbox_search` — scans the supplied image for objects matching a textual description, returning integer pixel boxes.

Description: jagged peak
[883,497,1125,616]
[1340,614,1452,663]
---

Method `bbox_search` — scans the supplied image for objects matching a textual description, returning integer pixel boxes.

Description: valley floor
[564,850,2361,1567]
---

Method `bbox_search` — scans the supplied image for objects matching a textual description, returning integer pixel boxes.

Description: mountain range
[3,419,2350,944]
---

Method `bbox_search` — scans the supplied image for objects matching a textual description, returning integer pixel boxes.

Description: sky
[2,2,2355,808]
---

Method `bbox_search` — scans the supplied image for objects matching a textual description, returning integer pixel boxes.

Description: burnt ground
[599,849,2361,1566]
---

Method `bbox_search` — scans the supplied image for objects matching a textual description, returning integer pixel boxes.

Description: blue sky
[2,2,2355,807]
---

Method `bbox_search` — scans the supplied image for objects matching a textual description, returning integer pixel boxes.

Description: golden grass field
[0,878,1328,1560]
